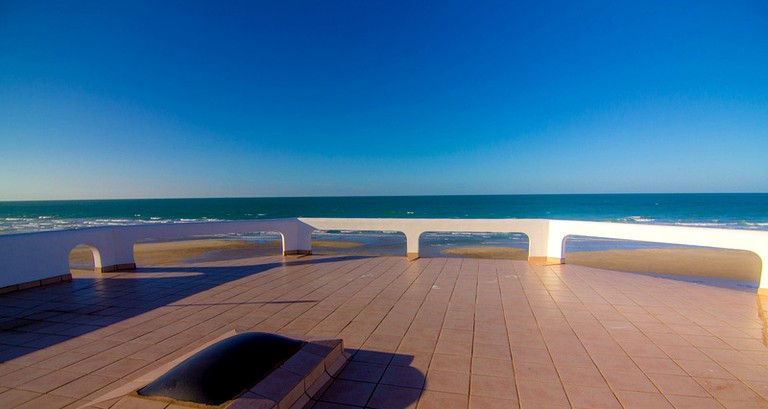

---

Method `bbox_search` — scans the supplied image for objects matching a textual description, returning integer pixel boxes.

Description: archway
[310,230,406,256]
[69,244,102,275]
[419,232,529,259]
[132,232,284,267]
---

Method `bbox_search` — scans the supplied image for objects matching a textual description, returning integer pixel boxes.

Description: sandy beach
[70,239,761,282]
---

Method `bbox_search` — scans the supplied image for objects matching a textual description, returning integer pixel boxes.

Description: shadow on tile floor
[0,256,370,363]
[312,349,423,409]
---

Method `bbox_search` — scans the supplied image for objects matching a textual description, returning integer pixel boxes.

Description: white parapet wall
[0,218,766,293]
[544,220,768,290]
[0,219,300,290]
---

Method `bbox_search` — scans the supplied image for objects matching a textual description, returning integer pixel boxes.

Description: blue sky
[1,1,766,200]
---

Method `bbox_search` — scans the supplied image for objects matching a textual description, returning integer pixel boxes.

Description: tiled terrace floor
[1,255,767,409]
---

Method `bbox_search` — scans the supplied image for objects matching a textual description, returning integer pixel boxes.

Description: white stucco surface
[1,218,766,290]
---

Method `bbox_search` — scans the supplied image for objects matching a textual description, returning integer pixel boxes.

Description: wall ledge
[99,263,136,272]
[528,256,565,264]
[0,274,72,295]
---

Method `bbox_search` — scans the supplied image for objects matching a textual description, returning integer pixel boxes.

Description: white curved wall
[1,218,766,292]
[0,219,298,288]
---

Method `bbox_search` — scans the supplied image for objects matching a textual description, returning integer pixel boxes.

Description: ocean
[1,194,767,256]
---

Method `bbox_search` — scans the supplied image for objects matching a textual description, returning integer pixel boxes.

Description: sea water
[1,194,767,256]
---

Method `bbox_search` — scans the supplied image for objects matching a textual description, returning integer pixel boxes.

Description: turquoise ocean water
[1,194,767,256]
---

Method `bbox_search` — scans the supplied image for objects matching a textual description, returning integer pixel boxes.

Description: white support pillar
[526,230,549,263]
[544,232,566,264]
[526,220,565,264]
[404,230,422,261]
[282,221,314,256]
[98,234,137,272]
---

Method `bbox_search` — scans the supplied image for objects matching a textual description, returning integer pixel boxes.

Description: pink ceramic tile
[337,361,386,383]
[613,390,674,409]
[515,362,559,383]
[674,359,735,379]
[397,337,437,354]
[471,374,517,401]
[12,393,77,409]
[424,369,469,394]
[718,363,768,382]
[367,384,421,409]
[695,377,766,402]
[437,329,473,344]
[319,379,376,406]
[472,331,509,346]
[470,356,513,378]
[471,342,511,360]
[563,384,622,409]
[0,255,766,408]
[416,390,468,409]
[633,357,687,376]
[664,394,727,409]
[427,353,469,374]
[601,369,659,393]
[556,365,606,387]
[510,346,553,365]
[468,395,519,409]
[646,373,711,398]
[380,365,426,389]
[0,389,40,407]
[516,380,568,407]
[111,395,167,409]
[17,370,82,393]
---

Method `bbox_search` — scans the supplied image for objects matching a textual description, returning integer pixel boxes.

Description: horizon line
[2,191,768,203]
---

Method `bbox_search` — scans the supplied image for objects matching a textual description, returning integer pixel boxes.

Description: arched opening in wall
[310,230,406,256]
[419,232,529,259]
[563,235,762,288]
[69,244,101,275]
[132,232,284,267]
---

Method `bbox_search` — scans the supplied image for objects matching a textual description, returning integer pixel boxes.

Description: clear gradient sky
[1,1,767,200]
